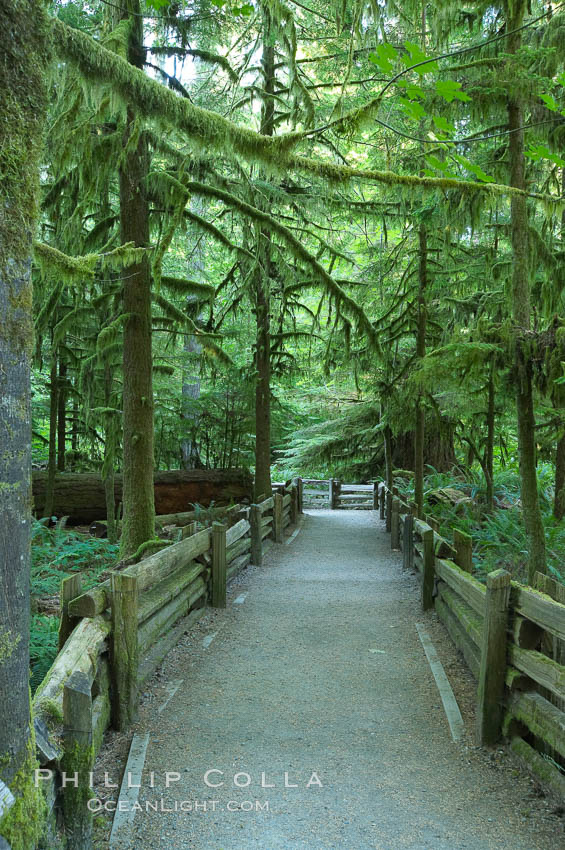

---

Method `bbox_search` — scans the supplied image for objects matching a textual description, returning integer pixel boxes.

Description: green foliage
[29,616,59,693]
[29,519,118,692]
[31,519,119,596]
[396,463,565,586]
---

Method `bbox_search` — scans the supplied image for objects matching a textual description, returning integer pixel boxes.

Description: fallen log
[32,469,253,524]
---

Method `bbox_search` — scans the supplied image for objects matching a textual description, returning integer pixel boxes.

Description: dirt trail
[102,510,562,849]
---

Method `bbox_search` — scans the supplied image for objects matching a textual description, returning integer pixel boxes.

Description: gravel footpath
[100,510,562,849]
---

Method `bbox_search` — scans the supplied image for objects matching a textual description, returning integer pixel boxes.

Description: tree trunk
[103,364,117,544]
[485,361,495,513]
[71,394,79,453]
[181,199,205,470]
[57,357,67,471]
[0,0,48,832]
[43,352,58,518]
[555,170,565,521]
[384,424,393,489]
[414,223,427,518]
[507,2,546,581]
[253,15,275,501]
[554,431,565,521]
[118,1,155,557]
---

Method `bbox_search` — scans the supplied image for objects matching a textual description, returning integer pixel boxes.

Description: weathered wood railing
[379,480,565,800]
[300,477,378,510]
[33,480,302,843]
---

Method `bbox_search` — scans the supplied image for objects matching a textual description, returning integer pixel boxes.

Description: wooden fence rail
[301,477,378,510]
[32,479,303,842]
[380,480,565,801]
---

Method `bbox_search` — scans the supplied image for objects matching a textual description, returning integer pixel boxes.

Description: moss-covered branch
[182,180,378,346]
[34,240,148,280]
[51,17,562,203]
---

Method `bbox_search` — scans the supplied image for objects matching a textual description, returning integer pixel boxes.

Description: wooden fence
[380,481,565,801]
[301,478,377,510]
[32,479,302,844]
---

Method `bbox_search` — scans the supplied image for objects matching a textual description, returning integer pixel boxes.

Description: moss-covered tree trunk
[0,2,49,845]
[253,16,275,500]
[118,1,155,557]
[414,223,427,517]
[506,1,546,581]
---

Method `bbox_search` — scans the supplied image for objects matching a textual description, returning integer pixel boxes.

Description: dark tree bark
[392,418,456,473]
[506,1,546,581]
[117,0,155,557]
[0,0,49,830]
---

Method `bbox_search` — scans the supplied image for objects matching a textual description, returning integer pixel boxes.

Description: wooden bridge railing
[301,477,378,510]
[379,480,565,801]
[33,478,303,844]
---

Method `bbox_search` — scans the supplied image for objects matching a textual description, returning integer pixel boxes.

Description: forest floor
[94,510,564,850]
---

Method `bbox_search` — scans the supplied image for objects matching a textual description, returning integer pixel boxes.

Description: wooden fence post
[379,485,385,520]
[476,569,511,746]
[58,573,82,651]
[403,513,414,571]
[110,572,138,730]
[330,478,340,509]
[297,477,304,514]
[391,498,400,549]
[211,522,227,608]
[422,528,435,611]
[182,520,197,539]
[454,529,473,573]
[385,490,392,532]
[372,482,379,511]
[250,504,263,564]
[63,670,93,850]
[273,494,283,543]
[290,485,298,526]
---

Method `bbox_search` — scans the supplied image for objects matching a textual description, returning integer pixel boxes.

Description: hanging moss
[34,240,148,281]
[50,17,558,203]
